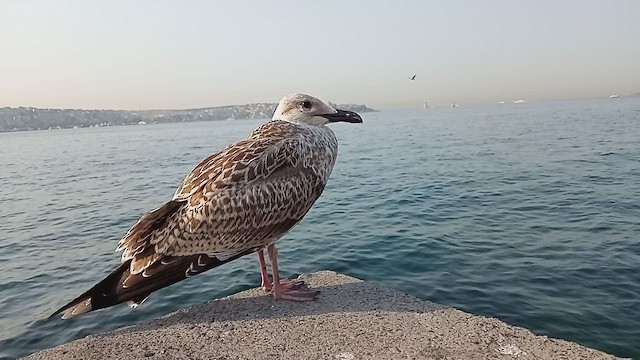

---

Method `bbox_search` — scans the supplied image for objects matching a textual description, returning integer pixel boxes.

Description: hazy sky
[1,1,639,110]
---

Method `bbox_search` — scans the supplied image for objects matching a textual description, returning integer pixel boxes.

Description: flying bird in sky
[50,93,363,319]
[409,74,416,80]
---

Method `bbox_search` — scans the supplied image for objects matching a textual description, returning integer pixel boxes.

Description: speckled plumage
[51,94,362,319]
[118,120,339,275]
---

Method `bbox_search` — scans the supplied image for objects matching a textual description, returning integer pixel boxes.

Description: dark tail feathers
[50,249,255,319]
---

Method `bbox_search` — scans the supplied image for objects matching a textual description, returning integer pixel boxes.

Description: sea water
[1,97,639,359]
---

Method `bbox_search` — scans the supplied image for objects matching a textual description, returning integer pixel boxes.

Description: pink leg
[258,249,303,293]
[257,250,272,292]
[267,244,319,301]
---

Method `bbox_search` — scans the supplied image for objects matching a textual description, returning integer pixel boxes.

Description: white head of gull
[272,93,363,126]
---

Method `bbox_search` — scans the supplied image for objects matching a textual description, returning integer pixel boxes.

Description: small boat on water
[498,101,505,105]
[513,99,527,104]
[610,94,619,99]
[424,102,433,109]
[450,103,460,108]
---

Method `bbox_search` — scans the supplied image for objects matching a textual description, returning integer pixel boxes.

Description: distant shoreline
[0,103,377,133]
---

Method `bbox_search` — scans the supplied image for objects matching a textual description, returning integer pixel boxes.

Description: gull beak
[322,109,363,124]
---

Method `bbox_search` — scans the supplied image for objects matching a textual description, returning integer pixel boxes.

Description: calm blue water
[1,98,639,359]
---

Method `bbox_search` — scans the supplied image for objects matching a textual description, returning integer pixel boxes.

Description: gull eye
[301,101,312,109]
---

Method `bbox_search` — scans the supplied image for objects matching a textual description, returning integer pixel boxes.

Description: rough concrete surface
[26,271,621,360]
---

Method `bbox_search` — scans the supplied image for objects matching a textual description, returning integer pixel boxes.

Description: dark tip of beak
[322,109,363,124]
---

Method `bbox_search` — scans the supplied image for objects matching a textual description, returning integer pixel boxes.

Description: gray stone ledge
[26,271,622,360]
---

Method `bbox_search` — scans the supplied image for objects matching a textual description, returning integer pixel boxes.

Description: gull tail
[49,249,255,319]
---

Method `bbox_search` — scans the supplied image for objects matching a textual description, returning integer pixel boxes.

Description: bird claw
[262,278,306,293]
[279,278,306,290]
[262,278,319,301]
[273,287,320,302]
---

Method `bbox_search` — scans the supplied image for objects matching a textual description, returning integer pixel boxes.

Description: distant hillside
[0,103,376,132]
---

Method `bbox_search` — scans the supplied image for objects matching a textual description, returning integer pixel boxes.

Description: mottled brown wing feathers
[113,126,310,274]
[173,145,239,200]
[173,136,294,200]
[173,121,301,201]
[116,200,183,262]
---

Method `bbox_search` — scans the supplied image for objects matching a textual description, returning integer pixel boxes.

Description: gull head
[272,93,363,126]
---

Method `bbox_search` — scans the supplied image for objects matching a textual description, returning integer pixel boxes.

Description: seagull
[50,94,363,319]
[409,74,416,80]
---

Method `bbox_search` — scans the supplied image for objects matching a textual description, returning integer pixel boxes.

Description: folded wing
[52,121,329,318]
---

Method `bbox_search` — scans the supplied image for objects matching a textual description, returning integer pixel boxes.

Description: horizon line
[1,93,637,112]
